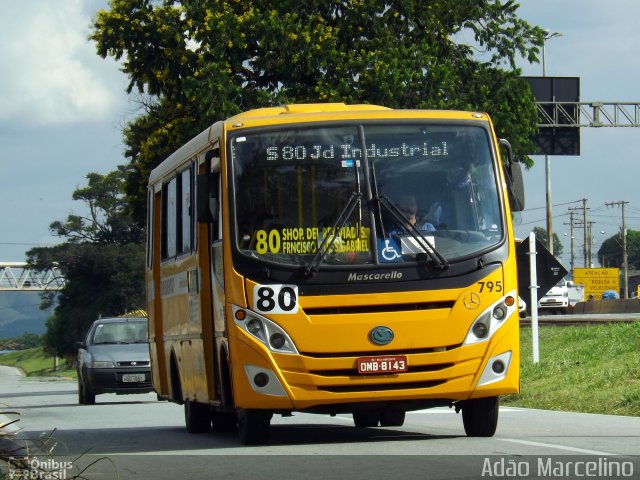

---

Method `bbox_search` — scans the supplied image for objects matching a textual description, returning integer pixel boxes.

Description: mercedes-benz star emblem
[463,292,481,310]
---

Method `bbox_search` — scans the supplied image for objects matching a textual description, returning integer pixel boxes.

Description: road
[0,368,639,479]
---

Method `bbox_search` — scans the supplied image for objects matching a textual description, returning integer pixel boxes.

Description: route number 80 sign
[253,284,299,314]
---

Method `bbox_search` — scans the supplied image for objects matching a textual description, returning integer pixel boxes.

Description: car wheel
[237,409,271,445]
[184,400,211,433]
[79,376,95,405]
[353,410,380,428]
[461,396,499,437]
[77,376,84,404]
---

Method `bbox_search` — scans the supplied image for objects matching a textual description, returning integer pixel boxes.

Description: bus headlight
[472,318,490,339]
[232,305,299,354]
[269,333,286,349]
[247,319,263,334]
[492,305,507,321]
[463,291,517,345]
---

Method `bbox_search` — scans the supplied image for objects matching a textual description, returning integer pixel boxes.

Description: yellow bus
[146,103,525,444]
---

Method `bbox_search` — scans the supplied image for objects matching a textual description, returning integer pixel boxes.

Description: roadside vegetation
[503,322,640,416]
[0,347,75,378]
[0,333,43,352]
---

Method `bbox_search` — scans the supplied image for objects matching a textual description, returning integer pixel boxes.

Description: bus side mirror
[197,173,219,223]
[499,139,525,212]
[507,161,525,212]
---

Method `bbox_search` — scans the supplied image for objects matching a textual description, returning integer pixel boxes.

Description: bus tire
[237,409,271,445]
[184,400,211,433]
[170,354,183,404]
[212,411,238,432]
[380,409,405,427]
[462,396,499,437]
[353,410,380,428]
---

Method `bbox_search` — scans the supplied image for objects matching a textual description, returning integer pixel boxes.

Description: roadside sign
[516,238,568,307]
[573,268,619,300]
[567,284,585,307]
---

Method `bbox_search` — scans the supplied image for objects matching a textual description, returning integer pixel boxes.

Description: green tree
[49,169,144,244]
[27,169,146,358]
[533,226,564,258]
[91,0,546,226]
[597,230,640,269]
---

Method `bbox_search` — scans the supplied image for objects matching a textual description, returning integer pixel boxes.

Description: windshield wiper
[377,194,449,270]
[305,191,362,278]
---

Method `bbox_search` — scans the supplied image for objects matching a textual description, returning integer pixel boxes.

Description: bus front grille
[309,363,454,377]
[317,380,447,393]
[304,301,455,316]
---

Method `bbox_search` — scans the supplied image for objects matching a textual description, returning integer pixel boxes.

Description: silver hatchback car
[76,317,153,405]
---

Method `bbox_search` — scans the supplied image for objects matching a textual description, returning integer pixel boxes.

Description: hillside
[0,291,55,338]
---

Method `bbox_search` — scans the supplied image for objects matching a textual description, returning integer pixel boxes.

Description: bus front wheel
[461,396,499,437]
[238,409,272,445]
[353,410,380,428]
[212,411,238,432]
[380,409,405,427]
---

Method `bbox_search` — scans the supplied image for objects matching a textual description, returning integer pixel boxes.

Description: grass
[503,322,640,416]
[0,347,76,378]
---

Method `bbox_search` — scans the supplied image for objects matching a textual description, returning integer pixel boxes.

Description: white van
[538,278,569,314]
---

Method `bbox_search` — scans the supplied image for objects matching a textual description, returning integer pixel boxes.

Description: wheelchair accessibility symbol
[377,238,402,263]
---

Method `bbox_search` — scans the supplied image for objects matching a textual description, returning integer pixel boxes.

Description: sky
[1,0,640,274]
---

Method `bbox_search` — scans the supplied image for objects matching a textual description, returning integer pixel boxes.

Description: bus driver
[396,194,435,233]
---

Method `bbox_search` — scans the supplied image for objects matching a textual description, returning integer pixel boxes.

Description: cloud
[0,0,127,126]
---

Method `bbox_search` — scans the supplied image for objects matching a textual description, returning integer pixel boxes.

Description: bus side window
[197,170,220,240]
[161,178,178,259]
[211,172,221,241]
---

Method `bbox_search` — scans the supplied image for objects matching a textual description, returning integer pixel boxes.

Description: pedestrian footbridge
[0,262,64,291]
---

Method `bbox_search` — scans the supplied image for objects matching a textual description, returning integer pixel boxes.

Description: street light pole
[542,30,562,256]
[606,201,630,298]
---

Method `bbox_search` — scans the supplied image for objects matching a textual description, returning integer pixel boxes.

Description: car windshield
[231,122,504,268]
[90,321,148,345]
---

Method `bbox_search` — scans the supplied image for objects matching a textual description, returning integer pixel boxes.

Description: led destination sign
[265,142,449,161]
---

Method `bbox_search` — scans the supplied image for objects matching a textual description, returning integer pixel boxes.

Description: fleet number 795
[477,280,502,293]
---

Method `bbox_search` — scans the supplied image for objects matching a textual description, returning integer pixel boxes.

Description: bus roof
[224,103,489,127]
[225,103,390,122]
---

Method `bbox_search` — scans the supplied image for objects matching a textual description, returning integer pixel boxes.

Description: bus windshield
[231,122,504,267]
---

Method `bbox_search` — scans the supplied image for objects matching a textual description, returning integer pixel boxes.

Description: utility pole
[606,201,629,298]
[563,211,576,279]
[586,221,596,267]
[570,199,589,267]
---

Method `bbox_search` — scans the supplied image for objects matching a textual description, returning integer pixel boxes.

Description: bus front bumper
[229,318,519,412]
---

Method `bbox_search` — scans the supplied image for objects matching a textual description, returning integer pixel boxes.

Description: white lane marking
[498,438,618,456]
